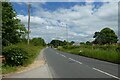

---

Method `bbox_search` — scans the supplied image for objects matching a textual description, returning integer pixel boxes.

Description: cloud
[17,15,46,25]
[17,2,118,43]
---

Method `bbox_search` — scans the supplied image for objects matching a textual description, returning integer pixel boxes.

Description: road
[44,47,119,79]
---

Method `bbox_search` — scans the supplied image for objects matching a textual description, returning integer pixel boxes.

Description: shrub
[63,45,79,49]
[3,45,29,66]
[116,46,120,52]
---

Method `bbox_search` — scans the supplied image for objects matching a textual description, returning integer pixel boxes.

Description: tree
[86,41,92,45]
[63,40,67,45]
[2,2,27,46]
[80,42,85,45]
[70,41,75,45]
[30,37,46,46]
[93,27,118,44]
[50,40,64,48]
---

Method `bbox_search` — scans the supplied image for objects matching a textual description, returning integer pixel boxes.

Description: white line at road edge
[69,58,82,64]
[93,68,120,79]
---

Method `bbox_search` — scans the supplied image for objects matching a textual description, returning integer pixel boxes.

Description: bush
[2,43,44,74]
[2,42,43,66]
[3,46,29,66]
[63,45,79,49]
[116,46,120,52]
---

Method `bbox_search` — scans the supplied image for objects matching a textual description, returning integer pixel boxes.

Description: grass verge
[58,45,120,64]
[2,42,45,74]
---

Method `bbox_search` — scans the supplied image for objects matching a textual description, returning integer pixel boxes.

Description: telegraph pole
[28,3,30,45]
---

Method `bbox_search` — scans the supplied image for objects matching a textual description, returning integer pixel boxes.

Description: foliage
[63,40,68,45]
[49,40,73,48]
[70,41,75,45]
[58,44,120,64]
[63,45,79,49]
[116,46,120,52]
[80,42,85,45]
[2,2,27,46]
[2,43,43,67]
[30,37,46,46]
[93,27,118,44]
[3,45,29,66]
[50,40,64,48]
[2,65,17,74]
[86,41,92,45]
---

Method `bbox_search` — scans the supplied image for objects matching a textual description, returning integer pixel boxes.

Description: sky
[11,0,119,43]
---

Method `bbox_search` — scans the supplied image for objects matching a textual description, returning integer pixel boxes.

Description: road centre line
[69,58,82,64]
[60,54,67,58]
[93,68,120,79]
[56,51,118,79]
[56,52,66,58]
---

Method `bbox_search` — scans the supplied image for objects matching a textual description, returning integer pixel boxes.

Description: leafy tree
[63,40,67,45]
[93,27,118,44]
[86,41,92,45]
[80,42,85,45]
[2,2,27,46]
[30,37,46,46]
[50,40,64,48]
[70,41,75,45]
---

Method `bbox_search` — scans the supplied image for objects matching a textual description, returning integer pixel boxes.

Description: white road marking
[69,58,82,64]
[56,52,66,58]
[75,60,82,64]
[69,58,76,62]
[93,68,120,79]
[60,54,67,58]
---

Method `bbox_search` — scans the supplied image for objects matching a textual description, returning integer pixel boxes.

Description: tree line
[50,27,118,47]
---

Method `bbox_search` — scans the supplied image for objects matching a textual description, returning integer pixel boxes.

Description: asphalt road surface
[43,47,119,79]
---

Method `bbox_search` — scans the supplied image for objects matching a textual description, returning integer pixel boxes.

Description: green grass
[15,43,44,66]
[2,42,45,74]
[2,65,17,74]
[58,45,120,64]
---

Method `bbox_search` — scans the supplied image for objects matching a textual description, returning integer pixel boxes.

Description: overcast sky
[11,0,118,43]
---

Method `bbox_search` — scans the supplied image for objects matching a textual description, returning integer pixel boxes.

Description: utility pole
[28,3,30,45]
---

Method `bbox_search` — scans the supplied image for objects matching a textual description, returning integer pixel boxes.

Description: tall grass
[58,45,120,64]
[15,43,44,65]
[2,65,17,74]
[2,42,45,74]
